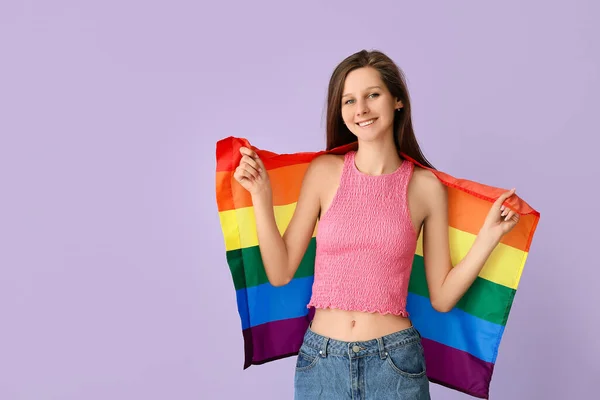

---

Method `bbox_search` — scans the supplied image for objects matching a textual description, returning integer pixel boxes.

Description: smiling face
[340,67,403,143]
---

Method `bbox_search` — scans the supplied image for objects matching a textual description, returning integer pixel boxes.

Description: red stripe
[215,136,354,172]
[216,136,539,220]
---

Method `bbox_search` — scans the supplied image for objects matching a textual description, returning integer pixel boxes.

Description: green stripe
[408,256,516,326]
[225,242,515,326]
[227,238,316,290]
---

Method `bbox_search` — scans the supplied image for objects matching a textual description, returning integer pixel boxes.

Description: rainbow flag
[215,136,540,399]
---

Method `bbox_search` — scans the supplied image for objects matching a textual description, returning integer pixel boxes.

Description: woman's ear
[395,100,404,110]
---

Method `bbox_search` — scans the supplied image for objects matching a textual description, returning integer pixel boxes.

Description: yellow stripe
[219,203,527,290]
[219,203,317,251]
[415,229,527,289]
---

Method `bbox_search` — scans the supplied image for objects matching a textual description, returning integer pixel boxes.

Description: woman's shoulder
[410,165,447,198]
[303,153,345,189]
[312,153,345,167]
[308,153,345,175]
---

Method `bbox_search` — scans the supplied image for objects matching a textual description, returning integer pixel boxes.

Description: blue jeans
[294,325,430,399]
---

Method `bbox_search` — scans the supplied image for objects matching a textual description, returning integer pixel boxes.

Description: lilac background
[1,1,598,399]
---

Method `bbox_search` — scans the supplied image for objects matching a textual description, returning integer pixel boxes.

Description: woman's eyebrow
[342,86,382,98]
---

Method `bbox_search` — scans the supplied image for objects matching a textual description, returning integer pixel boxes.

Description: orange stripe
[447,186,537,252]
[217,137,538,216]
[217,164,535,252]
[402,153,539,218]
[216,137,540,252]
[215,170,234,211]
[216,163,309,211]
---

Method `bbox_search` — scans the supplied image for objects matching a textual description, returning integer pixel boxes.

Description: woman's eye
[343,94,377,105]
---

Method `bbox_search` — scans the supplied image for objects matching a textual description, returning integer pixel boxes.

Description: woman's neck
[354,135,401,176]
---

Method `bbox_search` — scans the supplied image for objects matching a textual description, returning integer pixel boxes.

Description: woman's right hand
[233,147,271,198]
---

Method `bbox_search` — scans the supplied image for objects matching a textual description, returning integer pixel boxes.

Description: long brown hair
[325,50,434,169]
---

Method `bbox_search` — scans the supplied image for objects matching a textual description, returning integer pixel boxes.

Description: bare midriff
[309,308,413,342]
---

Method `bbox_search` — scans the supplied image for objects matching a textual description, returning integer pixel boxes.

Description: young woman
[233,50,519,399]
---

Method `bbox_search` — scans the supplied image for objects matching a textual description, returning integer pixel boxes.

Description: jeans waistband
[302,325,422,358]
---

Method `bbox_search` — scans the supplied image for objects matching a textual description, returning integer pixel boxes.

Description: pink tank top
[307,150,418,316]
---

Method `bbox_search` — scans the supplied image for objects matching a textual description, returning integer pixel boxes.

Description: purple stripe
[240,317,494,399]
[422,338,494,399]
[242,312,313,369]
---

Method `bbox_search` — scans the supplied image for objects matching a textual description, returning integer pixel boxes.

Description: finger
[242,163,260,179]
[506,211,521,223]
[249,152,266,171]
[238,164,258,180]
[504,210,515,222]
[501,205,513,218]
[499,188,516,202]
[494,188,516,207]
[234,166,255,182]
[240,146,258,159]
[241,155,261,172]
[239,158,259,178]
[255,156,266,172]
[233,169,245,183]
[239,147,266,171]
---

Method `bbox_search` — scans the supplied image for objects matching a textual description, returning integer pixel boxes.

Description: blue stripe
[235,279,503,363]
[235,288,250,330]
[236,276,314,330]
[407,293,504,363]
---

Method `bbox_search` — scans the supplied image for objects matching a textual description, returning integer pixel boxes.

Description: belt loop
[377,337,386,360]
[319,337,329,358]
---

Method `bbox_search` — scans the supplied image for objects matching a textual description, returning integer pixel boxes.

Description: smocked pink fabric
[307,151,417,316]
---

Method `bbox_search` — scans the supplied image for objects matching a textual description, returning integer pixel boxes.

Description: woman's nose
[355,100,369,116]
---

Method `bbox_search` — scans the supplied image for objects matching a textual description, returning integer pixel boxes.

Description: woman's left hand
[481,188,520,240]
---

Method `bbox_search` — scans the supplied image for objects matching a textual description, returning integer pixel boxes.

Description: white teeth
[358,119,375,127]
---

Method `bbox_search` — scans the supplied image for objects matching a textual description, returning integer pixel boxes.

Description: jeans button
[352,345,360,353]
